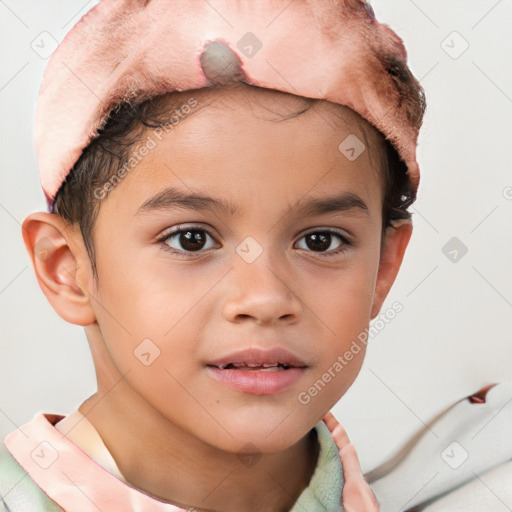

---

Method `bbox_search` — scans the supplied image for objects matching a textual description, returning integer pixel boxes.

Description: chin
[198,412,314,454]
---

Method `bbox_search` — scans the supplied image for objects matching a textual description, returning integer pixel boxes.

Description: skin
[22,84,412,512]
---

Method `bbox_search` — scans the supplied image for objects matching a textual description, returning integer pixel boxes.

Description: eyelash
[157,225,353,259]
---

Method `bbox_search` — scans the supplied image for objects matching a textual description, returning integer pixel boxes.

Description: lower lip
[205,366,305,395]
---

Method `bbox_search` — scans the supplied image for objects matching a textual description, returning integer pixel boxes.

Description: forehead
[96,84,385,223]
[141,83,385,177]
[143,83,383,158]
[168,84,382,144]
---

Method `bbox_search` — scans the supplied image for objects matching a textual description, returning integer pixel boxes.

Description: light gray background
[1,0,511,474]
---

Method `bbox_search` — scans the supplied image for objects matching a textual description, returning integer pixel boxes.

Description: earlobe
[370,220,413,319]
[21,212,96,326]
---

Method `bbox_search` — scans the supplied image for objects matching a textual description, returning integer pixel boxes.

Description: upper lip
[207,347,308,368]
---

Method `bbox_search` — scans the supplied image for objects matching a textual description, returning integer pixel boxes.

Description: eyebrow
[135,186,368,218]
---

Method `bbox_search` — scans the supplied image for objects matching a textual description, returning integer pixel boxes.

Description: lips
[205,347,308,394]
[206,347,308,371]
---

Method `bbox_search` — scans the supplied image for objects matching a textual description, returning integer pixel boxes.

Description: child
[0,0,426,510]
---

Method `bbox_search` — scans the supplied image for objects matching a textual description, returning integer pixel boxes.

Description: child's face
[80,85,410,452]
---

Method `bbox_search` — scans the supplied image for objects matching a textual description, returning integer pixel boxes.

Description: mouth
[208,362,297,371]
[206,347,308,370]
[205,348,308,395]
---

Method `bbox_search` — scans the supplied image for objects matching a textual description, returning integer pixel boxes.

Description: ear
[21,212,97,326]
[370,220,412,319]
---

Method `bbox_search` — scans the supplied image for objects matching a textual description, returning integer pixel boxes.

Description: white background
[0,0,511,475]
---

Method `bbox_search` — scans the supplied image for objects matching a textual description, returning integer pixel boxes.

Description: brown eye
[162,226,217,254]
[305,232,331,252]
[176,230,207,251]
[295,230,351,257]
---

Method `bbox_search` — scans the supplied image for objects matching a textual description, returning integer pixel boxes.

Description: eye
[158,225,218,255]
[157,226,353,258]
[294,229,352,257]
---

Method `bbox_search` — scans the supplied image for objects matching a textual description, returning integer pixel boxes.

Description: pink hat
[35,0,425,212]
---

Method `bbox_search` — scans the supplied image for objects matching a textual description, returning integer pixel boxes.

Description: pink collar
[4,412,378,511]
[5,413,189,511]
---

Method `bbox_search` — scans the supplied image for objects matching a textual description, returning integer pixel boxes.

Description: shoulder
[368,381,512,511]
[0,439,63,512]
[421,459,512,511]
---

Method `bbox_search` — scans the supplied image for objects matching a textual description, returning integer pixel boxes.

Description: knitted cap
[34,0,425,212]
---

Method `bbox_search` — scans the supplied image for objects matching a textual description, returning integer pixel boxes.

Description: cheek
[93,235,179,328]
[297,248,379,401]
[309,251,380,342]
[91,264,202,412]
[92,241,210,375]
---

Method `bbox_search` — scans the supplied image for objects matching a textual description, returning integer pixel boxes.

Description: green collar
[290,420,344,511]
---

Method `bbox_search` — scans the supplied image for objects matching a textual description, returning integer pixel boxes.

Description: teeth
[215,362,291,370]
[225,362,281,368]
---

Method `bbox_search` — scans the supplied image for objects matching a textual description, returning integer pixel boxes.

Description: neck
[78,385,320,512]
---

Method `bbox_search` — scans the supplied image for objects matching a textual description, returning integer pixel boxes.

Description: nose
[222,253,303,326]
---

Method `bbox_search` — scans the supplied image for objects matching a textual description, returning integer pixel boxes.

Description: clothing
[0,410,373,511]
[368,381,512,511]
[3,382,509,511]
